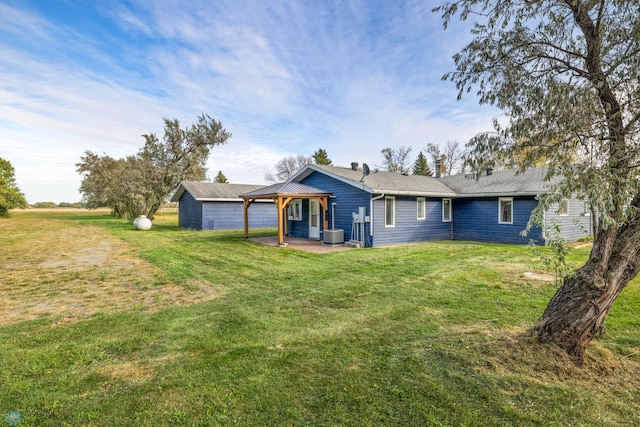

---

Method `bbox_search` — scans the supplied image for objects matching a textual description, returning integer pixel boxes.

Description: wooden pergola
[240,182,332,246]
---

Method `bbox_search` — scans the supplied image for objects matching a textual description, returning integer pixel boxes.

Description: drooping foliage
[436,0,640,363]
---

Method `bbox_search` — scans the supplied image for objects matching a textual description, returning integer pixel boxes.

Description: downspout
[369,193,385,237]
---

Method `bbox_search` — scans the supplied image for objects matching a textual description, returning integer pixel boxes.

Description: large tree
[78,114,230,221]
[0,158,28,217]
[264,155,313,183]
[436,1,640,363]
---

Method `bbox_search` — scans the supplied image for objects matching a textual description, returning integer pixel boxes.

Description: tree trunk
[534,203,640,364]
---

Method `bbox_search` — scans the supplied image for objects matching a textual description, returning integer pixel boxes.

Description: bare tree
[425,141,464,175]
[264,155,313,183]
[380,146,413,174]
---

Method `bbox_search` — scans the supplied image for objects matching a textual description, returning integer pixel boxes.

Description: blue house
[240,164,591,247]
[171,181,278,230]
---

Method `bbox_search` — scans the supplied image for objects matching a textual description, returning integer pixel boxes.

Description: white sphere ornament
[133,215,152,230]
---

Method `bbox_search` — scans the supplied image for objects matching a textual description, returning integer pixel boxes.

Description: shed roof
[170,181,267,202]
[291,164,457,197]
[439,168,558,197]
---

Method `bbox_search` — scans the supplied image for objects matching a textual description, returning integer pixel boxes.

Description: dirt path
[0,216,221,325]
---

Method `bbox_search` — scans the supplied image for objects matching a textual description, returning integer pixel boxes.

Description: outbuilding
[171,181,278,230]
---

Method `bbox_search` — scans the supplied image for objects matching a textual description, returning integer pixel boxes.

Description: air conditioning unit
[323,229,344,245]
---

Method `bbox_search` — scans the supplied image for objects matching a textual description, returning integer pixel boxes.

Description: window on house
[417,197,426,220]
[385,196,395,227]
[442,198,451,222]
[499,198,513,224]
[288,199,302,221]
[558,200,569,216]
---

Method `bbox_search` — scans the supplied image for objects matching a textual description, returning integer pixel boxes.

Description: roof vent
[486,168,493,176]
[351,162,359,171]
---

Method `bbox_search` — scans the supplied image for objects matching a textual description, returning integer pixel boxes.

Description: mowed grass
[1,210,639,426]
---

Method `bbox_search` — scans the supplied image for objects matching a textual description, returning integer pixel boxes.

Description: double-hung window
[417,197,426,220]
[385,196,395,227]
[499,198,513,224]
[442,198,452,222]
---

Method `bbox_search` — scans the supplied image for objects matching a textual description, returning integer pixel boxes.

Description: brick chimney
[435,159,442,178]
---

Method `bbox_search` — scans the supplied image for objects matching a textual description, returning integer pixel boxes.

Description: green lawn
[1,211,639,426]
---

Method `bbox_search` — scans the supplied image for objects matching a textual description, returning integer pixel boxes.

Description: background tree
[437,0,640,363]
[264,155,313,183]
[412,151,433,176]
[425,141,464,176]
[78,114,230,221]
[0,157,28,217]
[312,148,333,165]
[213,170,229,183]
[380,146,412,174]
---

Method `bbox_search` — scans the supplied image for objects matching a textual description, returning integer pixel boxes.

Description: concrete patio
[248,236,352,253]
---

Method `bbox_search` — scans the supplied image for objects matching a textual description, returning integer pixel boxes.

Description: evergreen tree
[412,152,433,176]
[312,148,332,165]
[213,170,229,183]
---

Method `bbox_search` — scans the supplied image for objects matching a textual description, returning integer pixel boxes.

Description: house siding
[293,171,372,241]
[452,196,545,244]
[178,191,277,230]
[545,198,592,242]
[178,191,203,230]
[202,201,277,230]
[371,196,452,247]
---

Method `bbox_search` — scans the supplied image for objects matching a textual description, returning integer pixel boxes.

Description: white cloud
[0,0,500,203]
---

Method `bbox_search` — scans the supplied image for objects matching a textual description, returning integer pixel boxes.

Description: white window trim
[417,197,426,220]
[442,198,452,222]
[558,200,569,216]
[385,196,395,227]
[499,197,513,224]
[288,199,302,221]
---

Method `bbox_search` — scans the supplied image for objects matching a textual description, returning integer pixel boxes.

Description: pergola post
[277,196,285,246]
[243,199,250,239]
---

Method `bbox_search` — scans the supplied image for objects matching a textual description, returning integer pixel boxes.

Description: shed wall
[202,201,277,230]
[178,191,203,230]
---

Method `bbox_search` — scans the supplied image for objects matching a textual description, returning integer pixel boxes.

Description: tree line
[264,142,466,183]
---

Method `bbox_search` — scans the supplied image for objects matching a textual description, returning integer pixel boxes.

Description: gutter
[369,193,385,236]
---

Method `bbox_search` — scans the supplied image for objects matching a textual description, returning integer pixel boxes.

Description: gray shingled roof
[439,168,558,197]
[240,181,331,198]
[293,164,457,197]
[170,181,267,202]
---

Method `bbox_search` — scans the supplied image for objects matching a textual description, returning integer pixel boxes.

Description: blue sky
[1,0,501,203]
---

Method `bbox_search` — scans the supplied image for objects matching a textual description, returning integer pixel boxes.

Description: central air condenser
[323,229,344,245]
